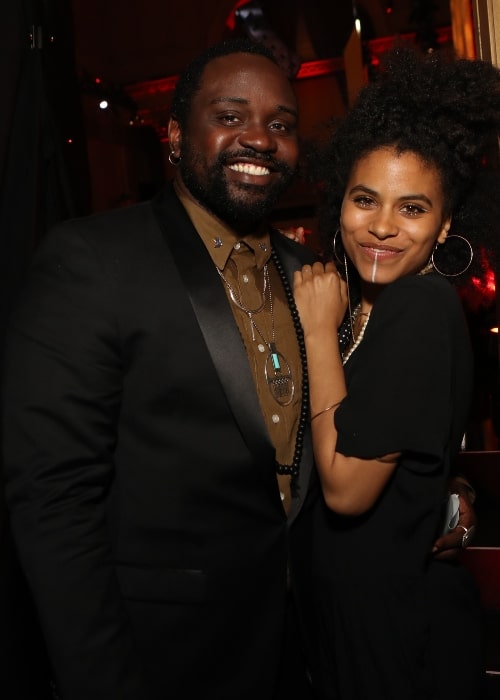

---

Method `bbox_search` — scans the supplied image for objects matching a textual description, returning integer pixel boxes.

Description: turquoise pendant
[265,347,294,406]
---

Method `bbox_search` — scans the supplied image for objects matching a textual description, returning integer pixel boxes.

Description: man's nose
[239,122,277,152]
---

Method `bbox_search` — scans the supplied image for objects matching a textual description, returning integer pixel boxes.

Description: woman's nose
[368,211,398,238]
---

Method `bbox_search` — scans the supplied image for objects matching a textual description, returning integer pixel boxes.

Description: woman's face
[340,147,451,286]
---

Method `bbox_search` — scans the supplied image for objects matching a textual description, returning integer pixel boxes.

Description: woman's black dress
[294,273,483,700]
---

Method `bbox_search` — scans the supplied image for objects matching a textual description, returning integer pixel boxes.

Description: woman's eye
[354,196,375,207]
[401,204,426,216]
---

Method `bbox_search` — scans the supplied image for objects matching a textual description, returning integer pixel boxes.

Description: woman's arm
[294,262,399,515]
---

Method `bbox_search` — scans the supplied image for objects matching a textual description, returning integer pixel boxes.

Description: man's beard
[179,148,296,231]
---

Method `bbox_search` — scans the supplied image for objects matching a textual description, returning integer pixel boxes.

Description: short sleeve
[335,276,464,465]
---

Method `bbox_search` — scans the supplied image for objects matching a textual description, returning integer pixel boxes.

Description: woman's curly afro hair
[314,46,500,281]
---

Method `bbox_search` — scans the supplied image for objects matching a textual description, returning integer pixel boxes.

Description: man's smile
[227,162,271,176]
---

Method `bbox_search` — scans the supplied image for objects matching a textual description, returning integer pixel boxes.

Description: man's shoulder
[50,201,154,239]
[46,184,182,244]
[269,227,318,265]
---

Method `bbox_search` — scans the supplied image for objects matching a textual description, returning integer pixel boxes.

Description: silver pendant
[265,346,294,406]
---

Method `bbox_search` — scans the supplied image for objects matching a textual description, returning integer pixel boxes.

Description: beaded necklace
[270,247,309,479]
[341,263,432,367]
[342,304,370,366]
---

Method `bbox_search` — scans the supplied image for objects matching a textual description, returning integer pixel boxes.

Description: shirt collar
[173,175,271,271]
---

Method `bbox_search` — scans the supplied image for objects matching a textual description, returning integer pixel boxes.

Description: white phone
[441,493,460,535]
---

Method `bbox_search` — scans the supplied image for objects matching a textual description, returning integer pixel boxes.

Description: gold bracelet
[310,401,341,422]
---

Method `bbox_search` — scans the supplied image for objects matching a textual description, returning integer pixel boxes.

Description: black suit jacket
[2,185,316,699]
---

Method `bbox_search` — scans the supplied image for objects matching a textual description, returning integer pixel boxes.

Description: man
[2,38,475,700]
[2,39,315,700]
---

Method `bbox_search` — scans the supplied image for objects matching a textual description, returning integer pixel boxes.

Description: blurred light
[226,0,250,31]
[95,77,101,84]
[99,100,109,110]
[355,18,361,34]
[487,270,496,293]
[67,138,73,144]
[490,327,498,334]
[472,268,496,295]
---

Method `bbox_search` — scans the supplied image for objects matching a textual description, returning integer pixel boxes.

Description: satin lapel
[271,232,315,524]
[151,188,275,471]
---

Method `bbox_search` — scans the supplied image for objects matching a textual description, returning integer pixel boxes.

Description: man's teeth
[228,163,270,175]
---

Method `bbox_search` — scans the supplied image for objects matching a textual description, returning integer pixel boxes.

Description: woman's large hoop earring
[331,227,356,352]
[332,228,344,264]
[168,151,181,166]
[431,235,473,277]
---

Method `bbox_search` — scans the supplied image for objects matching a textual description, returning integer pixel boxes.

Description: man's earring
[169,151,181,166]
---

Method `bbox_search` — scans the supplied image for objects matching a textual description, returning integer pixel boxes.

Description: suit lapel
[151,187,276,475]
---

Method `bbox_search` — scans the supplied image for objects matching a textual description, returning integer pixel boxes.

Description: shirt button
[272,414,280,424]
[234,242,241,250]
[258,344,266,353]
[242,274,249,283]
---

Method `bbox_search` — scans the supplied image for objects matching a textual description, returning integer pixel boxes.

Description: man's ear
[168,117,182,160]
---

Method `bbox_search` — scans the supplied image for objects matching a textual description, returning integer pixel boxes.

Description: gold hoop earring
[431,235,473,277]
[168,152,181,166]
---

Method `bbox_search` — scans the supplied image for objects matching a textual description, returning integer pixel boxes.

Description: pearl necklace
[340,265,431,365]
[342,305,370,366]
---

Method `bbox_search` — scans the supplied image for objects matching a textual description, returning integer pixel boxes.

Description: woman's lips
[359,243,402,260]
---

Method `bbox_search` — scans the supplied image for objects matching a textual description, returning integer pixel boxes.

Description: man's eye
[270,121,290,132]
[220,114,240,124]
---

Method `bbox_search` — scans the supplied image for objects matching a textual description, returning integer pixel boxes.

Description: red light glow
[472,267,496,296]
[226,0,250,31]
[458,248,496,313]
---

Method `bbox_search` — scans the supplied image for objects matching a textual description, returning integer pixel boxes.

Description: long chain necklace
[219,264,268,315]
[216,264,295,406]
[216,247,309,480]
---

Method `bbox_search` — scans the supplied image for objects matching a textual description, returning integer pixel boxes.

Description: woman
[292,48,500,699]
